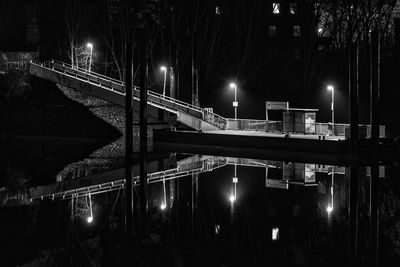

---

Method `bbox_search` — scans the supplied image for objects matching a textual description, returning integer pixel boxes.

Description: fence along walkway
[29,60,227,131]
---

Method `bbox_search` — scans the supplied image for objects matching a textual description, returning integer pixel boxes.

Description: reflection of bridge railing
[30,60,227,130]
[30,155,228,201]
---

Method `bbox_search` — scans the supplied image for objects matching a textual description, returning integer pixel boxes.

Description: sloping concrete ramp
[29,60,227,131]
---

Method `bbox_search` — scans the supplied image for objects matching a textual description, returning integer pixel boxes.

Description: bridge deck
[29,60,226,131]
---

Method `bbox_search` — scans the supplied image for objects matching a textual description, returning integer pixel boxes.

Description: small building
[266,101,318,134]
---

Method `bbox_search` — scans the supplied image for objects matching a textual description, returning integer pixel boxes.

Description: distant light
[272,3,280,14]
[160,203,167,210]
[87,216,93,223]
[215,224,220,235]
[318,28,323,33]
[229,83,236,89]
[160,66,167,72]
[87,43,93,49]
[215,6,220,15]
[326,206,333,213]
[327,85,334,91]
[229,195,236,203]
[272,227,279,240]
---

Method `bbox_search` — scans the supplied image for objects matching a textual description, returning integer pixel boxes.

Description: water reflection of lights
[87,193,93,224]
[327,171,334,214]
[160,177,167,211]
[272,227,279,240]
[215,224,220,235]
[229,164,238,203]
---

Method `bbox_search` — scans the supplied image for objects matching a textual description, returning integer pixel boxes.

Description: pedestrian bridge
[29,60,227,131]
[29,60,383,137]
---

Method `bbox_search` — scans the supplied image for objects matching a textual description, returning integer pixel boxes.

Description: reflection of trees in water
[380,170,400,259]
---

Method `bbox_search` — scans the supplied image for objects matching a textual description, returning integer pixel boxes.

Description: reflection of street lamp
[229,83,238,119]
[230,164,238,203]
[327,85,335,135]
[272,227,279,240]
[326,171,334,214]
[87,193,93,223]
[160,66,167,97]
[87,43,93,73]
[160,177,167,211]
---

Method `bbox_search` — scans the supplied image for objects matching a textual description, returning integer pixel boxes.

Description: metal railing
[0,61,30,72]
[226,119,282,132]
[30,60,228,130]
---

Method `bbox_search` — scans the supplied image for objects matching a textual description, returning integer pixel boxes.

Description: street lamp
[87,43,93,73]
[327,85,334,135]
[160,66,167,97]
[229,82,238,119]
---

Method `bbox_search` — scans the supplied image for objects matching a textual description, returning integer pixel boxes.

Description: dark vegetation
[0,72,121,139]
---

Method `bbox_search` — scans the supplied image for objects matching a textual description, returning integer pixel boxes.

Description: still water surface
[1,138,399,266]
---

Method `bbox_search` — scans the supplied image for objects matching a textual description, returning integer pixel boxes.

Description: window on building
[269,25,277,37]
[293,25,301,37]
[272,3,280,14]
[289,3,297,14]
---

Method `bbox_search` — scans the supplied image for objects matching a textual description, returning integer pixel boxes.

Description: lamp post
[87,43,93,73]
[230,83,238,119]
[327,85,335,135]
[160,66,167,97]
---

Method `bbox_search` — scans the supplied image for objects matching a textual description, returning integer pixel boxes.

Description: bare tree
[63,0,84,69]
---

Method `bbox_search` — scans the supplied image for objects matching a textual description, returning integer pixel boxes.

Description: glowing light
[326,206,333,213]
[160,66,167,97]
[327,85,334,91]
[160,203,166,210]
[229,195,236,203]
[272,227,279,240]
[229,83,236,89]
[87,216,93,223]
[318,28,323,33]
[272,3,280,14]
[87,43,93,49]
[215,224,220,235]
